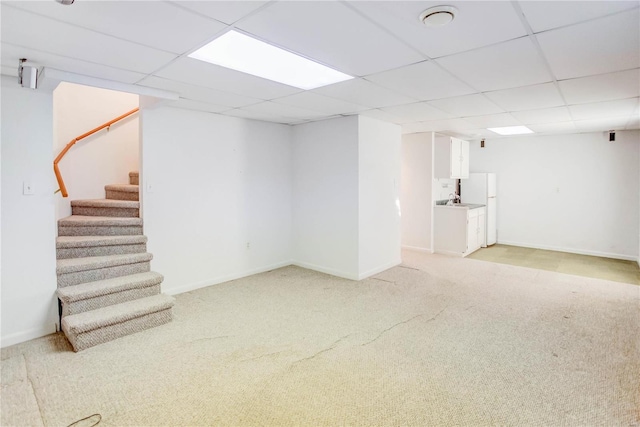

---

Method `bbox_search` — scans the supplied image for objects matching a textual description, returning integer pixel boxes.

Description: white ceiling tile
[173,1,270,25]
[558,69,640,105]
[301,115,345,125]
[464,113,522,128]
[349,1,527,59]
[169,98,230,114]
[519,1,639,33]
[569,98,639,121]
[483,82,565,111]
[358,109,403,124]
[155,57,302,101]
[574,116,630,132]
[241,101,327,120]
[365,61,476,101]
[436,37,552,91]
[223,108,291,124]
[536,9,640,80]
[1,42,146,84]
[0,5,176,74]
[5,1,226,55]
[511,107,572,125]
[313,78,417,108]
[428,94,504,117]
[401,118,477,134]
[137,76,261,108]
[381,102,453,123]
[527,122,577,134]
[271,92,367,116]
[235,1,423,76]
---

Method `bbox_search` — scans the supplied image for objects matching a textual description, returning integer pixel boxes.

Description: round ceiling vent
[420,6,457,27]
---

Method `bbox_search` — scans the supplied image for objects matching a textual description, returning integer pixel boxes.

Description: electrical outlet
[146,182,154,193]
[23,181,35,195]
[246,242,250,250]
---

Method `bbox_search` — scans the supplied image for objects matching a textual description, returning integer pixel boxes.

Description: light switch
[23,181,35,195]
[146,182,154,193]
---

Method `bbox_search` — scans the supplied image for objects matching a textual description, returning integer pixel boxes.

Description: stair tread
[129,172,139,176]
[57,235,147,248]
[57,271,163,302]
[57,253,153,274]
[58,215,142,226]
[71,199,139,208]
[105,184,139,193]
[62,294,175,334]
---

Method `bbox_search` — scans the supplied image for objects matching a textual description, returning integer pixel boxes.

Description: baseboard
[498,240,637,261]
[1,325,56,349]
[401,245,432,253]
[291,260,359,281]
[358,259,402,280]
[164,260,294,296]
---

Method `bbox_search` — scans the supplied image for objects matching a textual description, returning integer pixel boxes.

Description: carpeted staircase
[56,171,174,352]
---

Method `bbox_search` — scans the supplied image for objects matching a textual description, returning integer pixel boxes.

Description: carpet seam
[23,354,46,427]
[361,306,447,347]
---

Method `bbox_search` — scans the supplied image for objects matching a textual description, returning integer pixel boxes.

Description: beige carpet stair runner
[56,171,174,351]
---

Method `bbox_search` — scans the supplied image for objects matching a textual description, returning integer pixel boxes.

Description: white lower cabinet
[434,206,486,256]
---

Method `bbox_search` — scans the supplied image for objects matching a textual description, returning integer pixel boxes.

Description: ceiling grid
[1,0,637,137]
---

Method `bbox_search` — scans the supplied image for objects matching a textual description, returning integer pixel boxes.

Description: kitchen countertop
[434,203,486,210]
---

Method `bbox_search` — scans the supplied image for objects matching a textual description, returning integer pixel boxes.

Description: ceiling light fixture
[487,126,534,135]
[54,0,75,5]
[420,6,457,27]
[188,30,353,90]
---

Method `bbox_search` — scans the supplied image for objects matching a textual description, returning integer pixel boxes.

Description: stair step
[62,294,175,352]
[56,235,147,259]
[58,215,143,236]
[71,199,139,218]
[129,171,139,185]
[57,271,164,316]
[56,235,148,248]
[57,253,152,288]
[105,184,139,201]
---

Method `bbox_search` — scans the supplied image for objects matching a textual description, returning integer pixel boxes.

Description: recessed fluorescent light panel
[188,30,353,90]
[487,126,534,135]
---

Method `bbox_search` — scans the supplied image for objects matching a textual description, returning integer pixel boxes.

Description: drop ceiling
[1,0,638,139]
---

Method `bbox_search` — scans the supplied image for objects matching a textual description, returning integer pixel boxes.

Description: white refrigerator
[461,173,497,246]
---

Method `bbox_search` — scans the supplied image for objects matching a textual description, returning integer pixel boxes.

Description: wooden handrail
[54,108,139,197]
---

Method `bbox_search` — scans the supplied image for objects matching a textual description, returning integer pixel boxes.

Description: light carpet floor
[2,251,639,426]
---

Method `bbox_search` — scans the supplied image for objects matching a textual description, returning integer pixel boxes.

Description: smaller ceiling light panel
[189,30,353,90]
[487,126,534,135]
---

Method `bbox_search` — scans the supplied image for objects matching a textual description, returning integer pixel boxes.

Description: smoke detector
[420,6,457,27]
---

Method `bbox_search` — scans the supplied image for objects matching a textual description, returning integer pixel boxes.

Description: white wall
[358,116,401,278]
[470,131,640,259]
[1,76,58,346]
[292,116,359,279]
[141,107,292,294]
[400,133,433,252]
[54,82,138,219]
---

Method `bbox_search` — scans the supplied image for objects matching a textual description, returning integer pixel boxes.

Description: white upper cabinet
[434,135,469,179]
